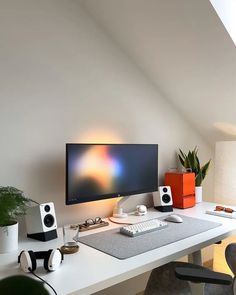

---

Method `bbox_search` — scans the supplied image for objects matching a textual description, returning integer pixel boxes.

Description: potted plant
[178,147,211,203]
[0,186,33,253]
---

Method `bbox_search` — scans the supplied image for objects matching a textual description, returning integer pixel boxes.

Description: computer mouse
[164,214,183,223]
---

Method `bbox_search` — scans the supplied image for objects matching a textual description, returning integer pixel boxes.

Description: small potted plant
[178,147,211,203]
[0,186,33,253]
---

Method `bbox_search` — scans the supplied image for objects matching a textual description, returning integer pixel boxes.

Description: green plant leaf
[178,154,185,167]
[184,157,191,169]
[201,160,211,180]
[179,149,187,159]
[178,149,188,168]
[195,170,203,186]
[0,186,32,226]
[195,155,200,170]
[177,147,211,186]
[194,146,198,154]
[188,151,195,171]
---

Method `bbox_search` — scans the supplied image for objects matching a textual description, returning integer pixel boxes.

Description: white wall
[81,0,236,145]
[0,0,214,226]
[0,1,214,294]
[214,141,236,205]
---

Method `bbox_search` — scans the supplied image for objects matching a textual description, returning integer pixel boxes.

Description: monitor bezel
[65,143,158,205]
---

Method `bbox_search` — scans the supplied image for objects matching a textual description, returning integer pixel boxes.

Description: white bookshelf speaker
[153,186,173,212]
[25,202,58,241]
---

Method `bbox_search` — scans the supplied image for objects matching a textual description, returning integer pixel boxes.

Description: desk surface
[1,202,236,295]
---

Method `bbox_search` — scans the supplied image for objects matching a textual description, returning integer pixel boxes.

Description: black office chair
[144,243,236,295]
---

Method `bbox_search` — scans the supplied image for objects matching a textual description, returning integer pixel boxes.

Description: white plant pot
[0,222,18,253]
[195,186,202,203]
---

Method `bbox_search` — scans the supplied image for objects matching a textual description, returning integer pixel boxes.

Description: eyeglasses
[80,217,103,228]
[215,206,234,213]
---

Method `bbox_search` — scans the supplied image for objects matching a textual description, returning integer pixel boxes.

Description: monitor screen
[66,144,158,205]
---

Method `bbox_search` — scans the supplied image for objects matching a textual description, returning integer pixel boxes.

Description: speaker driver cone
[44,214,55,227]
[162,194,171,203]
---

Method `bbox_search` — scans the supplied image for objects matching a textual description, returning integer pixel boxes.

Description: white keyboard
[120,219,168,237]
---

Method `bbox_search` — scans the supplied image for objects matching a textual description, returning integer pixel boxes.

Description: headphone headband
[34,251,49,259]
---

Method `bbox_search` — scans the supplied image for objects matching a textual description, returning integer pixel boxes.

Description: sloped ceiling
[80,0,236,145]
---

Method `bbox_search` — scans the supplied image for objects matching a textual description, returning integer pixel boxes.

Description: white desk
[1,202,236,295]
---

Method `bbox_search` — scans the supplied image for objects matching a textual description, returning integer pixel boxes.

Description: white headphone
[18,249,63,272]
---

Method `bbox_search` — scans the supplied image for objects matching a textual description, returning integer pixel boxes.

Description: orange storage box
[164,172,195,209]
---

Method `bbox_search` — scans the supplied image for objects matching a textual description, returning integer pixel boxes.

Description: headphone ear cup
[28,250,37,271]
[19,250,37,272]
[44,249,53,271]
[44,249,63,271]
[18,250,24,263]
[57,248,64,261]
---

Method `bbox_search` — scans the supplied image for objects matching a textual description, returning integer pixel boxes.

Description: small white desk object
[206,209,236,219]
[1,202,236,295]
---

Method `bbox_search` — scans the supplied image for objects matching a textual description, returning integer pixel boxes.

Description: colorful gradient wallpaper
[66,144,158,204]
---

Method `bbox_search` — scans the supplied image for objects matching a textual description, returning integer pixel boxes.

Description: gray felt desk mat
[79,215,221,260]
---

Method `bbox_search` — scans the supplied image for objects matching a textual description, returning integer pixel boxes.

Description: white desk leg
[188,250,202,266]
[188,250,204,295]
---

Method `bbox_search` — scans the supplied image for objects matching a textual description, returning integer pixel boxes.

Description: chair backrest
[225,243,236,294]
[225,243,236,276]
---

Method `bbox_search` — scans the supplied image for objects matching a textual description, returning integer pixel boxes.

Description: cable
[28,268,57,295]
[29,199,40,205]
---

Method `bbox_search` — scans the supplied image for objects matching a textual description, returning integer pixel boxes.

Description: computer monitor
[66,144,158,205]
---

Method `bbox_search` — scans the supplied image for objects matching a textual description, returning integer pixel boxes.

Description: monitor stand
[113,196,130,218]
